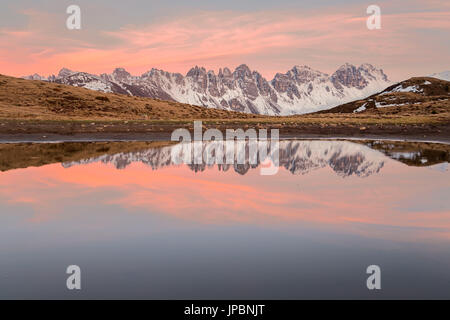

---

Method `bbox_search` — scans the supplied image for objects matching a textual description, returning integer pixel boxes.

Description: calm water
[0,139,449,299]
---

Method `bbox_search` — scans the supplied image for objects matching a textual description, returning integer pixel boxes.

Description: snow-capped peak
[58,68,76,78]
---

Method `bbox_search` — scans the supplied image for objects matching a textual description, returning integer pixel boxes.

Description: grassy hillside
[0,74,261,121]
[319,77,449,117]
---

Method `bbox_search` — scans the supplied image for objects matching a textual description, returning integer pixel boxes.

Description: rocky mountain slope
[320,77,450,115]
[0,74,259,121]
[24,63,390,115]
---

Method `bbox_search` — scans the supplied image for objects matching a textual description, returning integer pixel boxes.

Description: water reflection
[58,140,449,177]
[1,140,448,176]
[0,139,449,299]
[0,139,448,235]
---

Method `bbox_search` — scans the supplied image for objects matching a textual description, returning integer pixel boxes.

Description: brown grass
[0,74,262,121]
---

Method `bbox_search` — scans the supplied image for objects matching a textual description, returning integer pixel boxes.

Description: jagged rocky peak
[111,67,131,81]
[218,67,232,78]
[331,63,368,89]
[186,66,207,78]
[271,65,322,96]
[186,66,209,92]
[99,73,110,81]
[336,62,357,70]
[233,64,252,78]
[58,67,76,78]
[140,68,182,83]
[23,73,45,81]
[287,65,328,83]
[358,63,389,82]
[141,68,162,78]
[358,63,376,72]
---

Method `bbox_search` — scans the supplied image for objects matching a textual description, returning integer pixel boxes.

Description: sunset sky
[0,0,449,81]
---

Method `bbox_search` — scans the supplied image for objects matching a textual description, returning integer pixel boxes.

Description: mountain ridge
[320,76,450,115]
[23,63,390,116]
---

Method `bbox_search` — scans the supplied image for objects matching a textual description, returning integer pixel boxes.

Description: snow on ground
[375,102,422,108]
[353,103,367,113]
[381,85,423,95]
[83,81,113,93]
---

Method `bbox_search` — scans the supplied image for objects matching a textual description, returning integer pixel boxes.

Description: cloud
[0,2,448,80]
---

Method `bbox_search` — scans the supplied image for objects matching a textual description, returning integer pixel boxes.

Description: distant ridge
[430,71,450,82]
[23,63,390,115]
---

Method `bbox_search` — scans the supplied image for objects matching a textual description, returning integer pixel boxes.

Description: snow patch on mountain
[382,84,423,94]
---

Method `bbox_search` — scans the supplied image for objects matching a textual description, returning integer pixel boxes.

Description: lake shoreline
[1,133,449,144]
[0,120,449,143]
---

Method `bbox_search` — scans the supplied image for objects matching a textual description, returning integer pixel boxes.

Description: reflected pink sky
[1,157,449,242]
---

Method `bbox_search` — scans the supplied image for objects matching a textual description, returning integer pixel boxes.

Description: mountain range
[24,63,390,115]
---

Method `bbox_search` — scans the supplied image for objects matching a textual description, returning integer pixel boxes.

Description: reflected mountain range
[0,140,448,177]
[60,140,449,177]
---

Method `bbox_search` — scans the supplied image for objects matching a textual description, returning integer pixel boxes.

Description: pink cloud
[0,3,449,81]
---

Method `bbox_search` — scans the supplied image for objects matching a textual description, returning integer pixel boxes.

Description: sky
[0,0,449,82]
